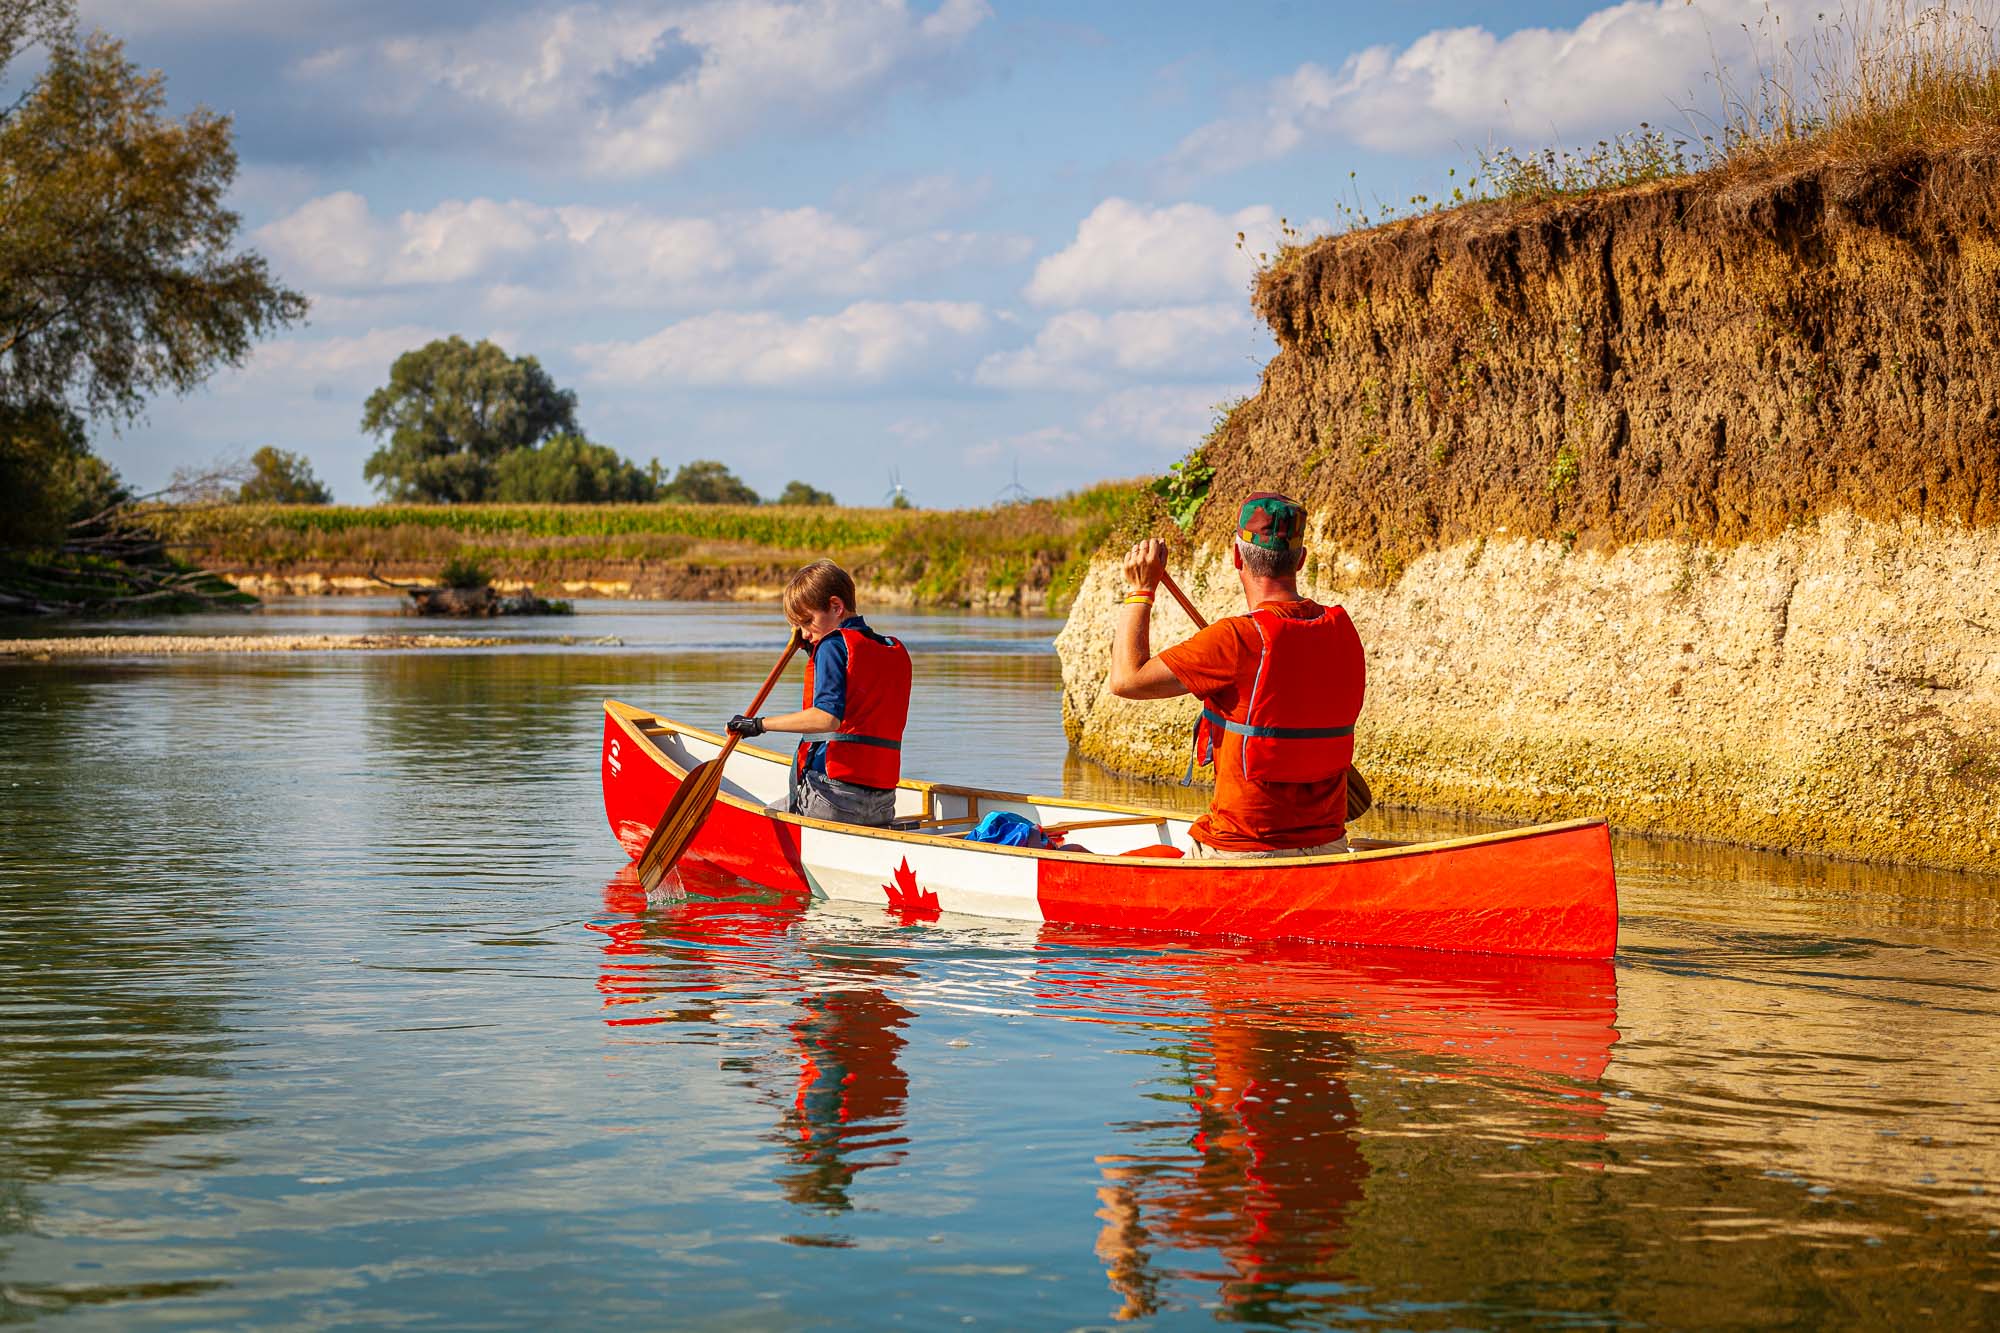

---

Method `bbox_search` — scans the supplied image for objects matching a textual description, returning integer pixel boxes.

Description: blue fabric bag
[960,811,1053,848]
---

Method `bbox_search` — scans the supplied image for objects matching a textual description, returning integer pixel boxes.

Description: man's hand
[726,714,765,738]
[1122,538,1167,594]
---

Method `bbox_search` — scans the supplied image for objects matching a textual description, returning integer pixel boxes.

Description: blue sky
[73,0,1823,506]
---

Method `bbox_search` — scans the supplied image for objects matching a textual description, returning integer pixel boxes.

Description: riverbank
[142,485,1146,613]
[1057,130,2000,874]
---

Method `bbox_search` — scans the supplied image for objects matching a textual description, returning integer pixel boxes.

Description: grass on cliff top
[1712,0,2000,171]
[1271,0,2000,242]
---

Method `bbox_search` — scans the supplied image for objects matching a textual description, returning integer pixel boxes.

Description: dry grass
[1712,0,2000,172]
[1287,1,2000,236]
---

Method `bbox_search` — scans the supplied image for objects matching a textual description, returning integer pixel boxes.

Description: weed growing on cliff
[1546,445,1582,499]
[1152,399,1238,530]
[1479,126,1694,201]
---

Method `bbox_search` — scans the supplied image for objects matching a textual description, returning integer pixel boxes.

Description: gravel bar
[1,633,514,658]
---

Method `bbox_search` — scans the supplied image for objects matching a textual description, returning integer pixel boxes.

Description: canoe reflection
[1032,931,1618,1319]
[589,867,1620,1317]
[591,868,912,1215]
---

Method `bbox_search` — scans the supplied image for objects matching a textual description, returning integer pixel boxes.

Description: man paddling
[1108,493,1364,858]
[726,559,912,828]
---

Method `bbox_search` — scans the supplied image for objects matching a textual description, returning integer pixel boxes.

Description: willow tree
[0,13,308,423]
[0,0,305,609]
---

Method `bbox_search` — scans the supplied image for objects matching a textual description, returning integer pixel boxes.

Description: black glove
[727,714,765,738]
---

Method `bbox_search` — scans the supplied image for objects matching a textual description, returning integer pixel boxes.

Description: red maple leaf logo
[882,857,940,922]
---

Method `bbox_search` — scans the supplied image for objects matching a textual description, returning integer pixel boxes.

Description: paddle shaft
[1154,571,1374,823]
[636,629,804,889]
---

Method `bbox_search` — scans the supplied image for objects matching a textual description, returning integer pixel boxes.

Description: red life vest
[796,627,912,789]
[1190,605,1364,784]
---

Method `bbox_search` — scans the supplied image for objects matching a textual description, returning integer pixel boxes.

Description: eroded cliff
[1057,137,2000,872]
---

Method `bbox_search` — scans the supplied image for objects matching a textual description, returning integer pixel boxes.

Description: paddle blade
[636,757,726,892]
[1346,766,1374,823]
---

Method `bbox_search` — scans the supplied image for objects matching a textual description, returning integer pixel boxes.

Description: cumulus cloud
[1169,0,1825,171]
[212,326,451,402]
[253,192,1029,306]
[575,299,990,387]
[1024,200,1318,309]
[1084,384,1243,455]
[962,424,1081,467]
[295,0,991,176]
[974,304,1256,392]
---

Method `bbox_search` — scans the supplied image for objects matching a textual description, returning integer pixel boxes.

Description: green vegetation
[1546,444,1581,499]
[148,481,1153,610]
[0,0,306,613]
[777,480,838,507]
[236,446,331,504]
[0,15,307,420]
[437,556,491,590]
[360,337,585,502]
[1150,398,1238,531]
[491,434,662,503]
[662,459,759,505]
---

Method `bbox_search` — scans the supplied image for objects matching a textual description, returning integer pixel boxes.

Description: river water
[2,599,1996,1329]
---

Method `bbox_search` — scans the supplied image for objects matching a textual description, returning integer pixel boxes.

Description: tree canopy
[361,337,580,502]
[0,21,308,421]
[491,434,663,503]
[776,480,837,507]
[1,1,305,565]
[0,400,104,547]
[664,459,760,505]
[236,445,331,504]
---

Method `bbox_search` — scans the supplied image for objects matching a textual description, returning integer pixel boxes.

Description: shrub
[438,555,490,589]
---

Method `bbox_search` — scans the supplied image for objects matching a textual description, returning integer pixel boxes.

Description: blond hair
[782,559,857,623]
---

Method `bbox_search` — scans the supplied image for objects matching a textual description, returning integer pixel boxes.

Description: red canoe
[601,701,1619,958]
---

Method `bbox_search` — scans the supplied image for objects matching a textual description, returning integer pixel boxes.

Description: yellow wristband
[1122,593,1154,606]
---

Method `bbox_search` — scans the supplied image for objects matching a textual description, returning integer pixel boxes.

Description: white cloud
[254,192,1029,307]
[224,326,449,394]
[299,0,992,176]
[1025,200,1309,309]
[575,299,990,387]
[1084,384,1242,454]
[1169,0,1826,170]
[962,425,1080,467]
[974,304,1256,392]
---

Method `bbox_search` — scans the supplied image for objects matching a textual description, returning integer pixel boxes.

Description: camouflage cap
[1236,492,1307,552]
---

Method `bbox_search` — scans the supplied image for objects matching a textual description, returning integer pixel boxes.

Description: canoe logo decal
[882,858,940,922]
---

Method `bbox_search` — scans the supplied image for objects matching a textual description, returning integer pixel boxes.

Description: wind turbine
[995,457,1031,505]
[884,467,911,508]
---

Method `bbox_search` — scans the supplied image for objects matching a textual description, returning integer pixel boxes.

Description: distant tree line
[356,335,841,506]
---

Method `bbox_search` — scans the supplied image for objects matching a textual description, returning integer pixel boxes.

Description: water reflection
[7,604,2000,1328]
[589,865,1632,1323]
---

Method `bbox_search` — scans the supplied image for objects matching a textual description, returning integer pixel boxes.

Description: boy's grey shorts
[790,768,897,827]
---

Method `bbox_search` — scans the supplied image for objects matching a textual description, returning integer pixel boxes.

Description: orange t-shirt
[1157,598,1357,852]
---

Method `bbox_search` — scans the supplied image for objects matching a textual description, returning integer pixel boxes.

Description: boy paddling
[1108,493,1365,858]
[726,560,911,828]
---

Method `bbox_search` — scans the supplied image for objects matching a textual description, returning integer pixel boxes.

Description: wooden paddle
[636,628,805,892]
[1155,570,1375,823]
